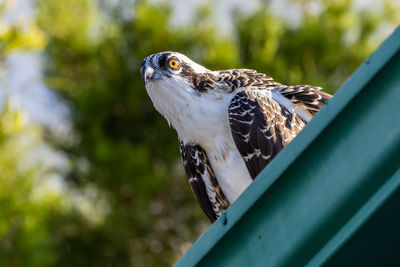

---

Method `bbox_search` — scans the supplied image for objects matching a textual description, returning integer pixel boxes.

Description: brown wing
[206,69,331,179]
[215,69,331,117]
[228,90,307,178]
[273,85,332,116]
[179,141,229,222]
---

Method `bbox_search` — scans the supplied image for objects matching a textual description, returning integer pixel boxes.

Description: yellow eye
[169,59,179,69]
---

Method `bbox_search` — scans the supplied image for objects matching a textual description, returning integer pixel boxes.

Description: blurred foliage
[0,23,46,57]
[0,0,399,266]
[235,0,399,90]
[0,2,46,59]
[0,103,56,266]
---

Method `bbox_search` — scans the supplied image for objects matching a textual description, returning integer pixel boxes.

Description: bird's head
[140,51,210,86]
[140,51,232,142]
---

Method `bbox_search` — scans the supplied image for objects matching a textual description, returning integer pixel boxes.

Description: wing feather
[225,69,332,178]
[273,85,331,117]
[229,90,306,178]
[179,141,229,222]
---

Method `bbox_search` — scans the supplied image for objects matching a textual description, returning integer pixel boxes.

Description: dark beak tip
[140,59,147,82]
[140,58,146,67]
[140,65,147,82]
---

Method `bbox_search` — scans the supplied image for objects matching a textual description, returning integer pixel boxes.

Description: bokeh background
[0,0,399,266]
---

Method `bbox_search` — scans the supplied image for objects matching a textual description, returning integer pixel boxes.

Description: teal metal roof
[175,26,400,267]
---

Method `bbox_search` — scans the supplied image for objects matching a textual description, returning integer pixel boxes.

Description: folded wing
[229,86,331,178]
[179,141,229,222]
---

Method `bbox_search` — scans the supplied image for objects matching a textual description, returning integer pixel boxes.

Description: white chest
[206,142,253,204]
[176,92,252,204]
[146,80,253,204]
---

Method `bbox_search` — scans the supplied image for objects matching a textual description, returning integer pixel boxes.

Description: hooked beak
[140,59,161,84]
[140,65,146,81]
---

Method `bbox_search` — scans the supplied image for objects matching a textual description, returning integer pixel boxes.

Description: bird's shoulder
[214,69,281,91]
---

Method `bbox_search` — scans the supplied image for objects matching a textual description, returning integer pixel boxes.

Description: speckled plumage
[179,141,229,221]
[141,51,332,222]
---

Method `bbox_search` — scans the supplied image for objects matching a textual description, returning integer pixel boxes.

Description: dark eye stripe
[158,54,168,68]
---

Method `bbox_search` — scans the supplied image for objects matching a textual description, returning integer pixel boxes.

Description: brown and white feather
[179,141,229,222]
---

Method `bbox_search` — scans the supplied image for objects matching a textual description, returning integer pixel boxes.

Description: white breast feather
[146,77,253,203]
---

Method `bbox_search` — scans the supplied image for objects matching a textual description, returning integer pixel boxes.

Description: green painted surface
[175,26,400,267]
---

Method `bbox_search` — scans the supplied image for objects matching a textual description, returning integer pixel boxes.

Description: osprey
[141,51,331,222]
